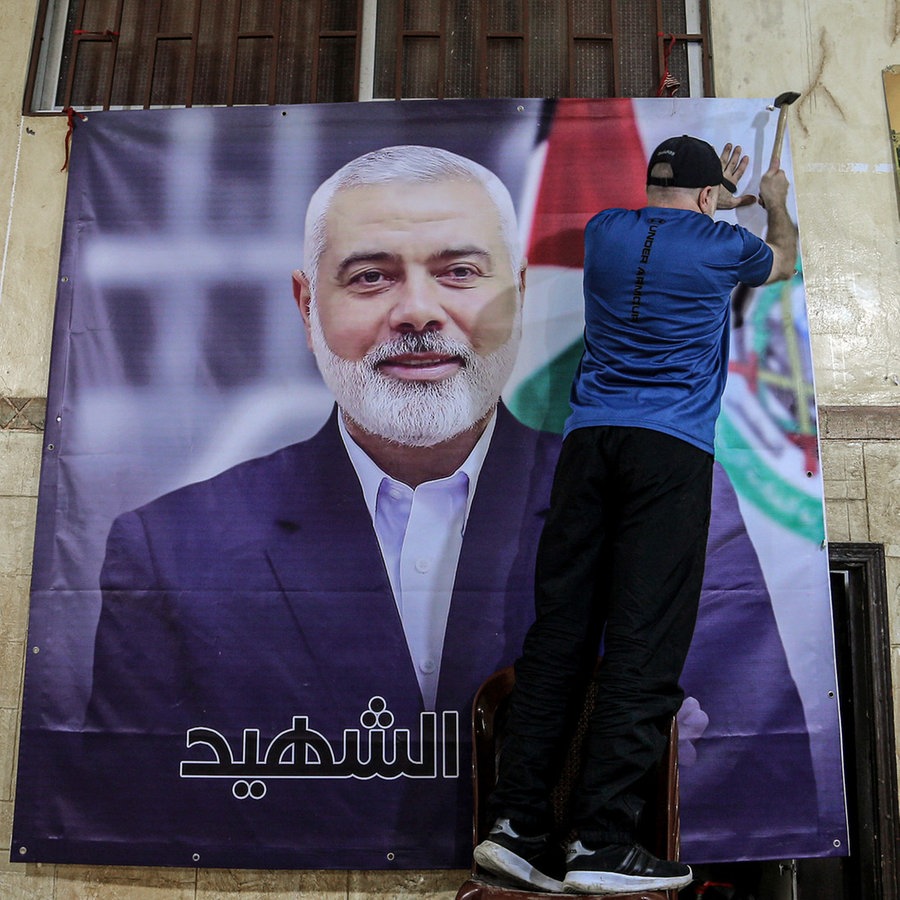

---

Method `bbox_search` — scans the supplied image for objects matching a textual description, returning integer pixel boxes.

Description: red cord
[61,107,87,173]
[656,33,681,97]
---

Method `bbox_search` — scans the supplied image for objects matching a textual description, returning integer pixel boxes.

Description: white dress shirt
[338,411,497,710]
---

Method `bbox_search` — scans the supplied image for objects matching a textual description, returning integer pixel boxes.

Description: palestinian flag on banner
[503,98,823,547]
[504,98,647,434]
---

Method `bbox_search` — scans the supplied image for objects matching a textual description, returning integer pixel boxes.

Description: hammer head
[774,91,800,108]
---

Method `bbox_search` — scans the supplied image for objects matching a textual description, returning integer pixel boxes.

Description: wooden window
[25,0,711,113]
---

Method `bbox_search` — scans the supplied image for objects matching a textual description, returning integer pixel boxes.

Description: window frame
[24,0,713,114]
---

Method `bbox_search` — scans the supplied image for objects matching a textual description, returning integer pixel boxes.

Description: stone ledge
[820,405,900,440]
[0,398,896,443]
[0,398,45,433]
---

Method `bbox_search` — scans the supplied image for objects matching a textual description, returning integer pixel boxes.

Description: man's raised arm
[759,158,799,283]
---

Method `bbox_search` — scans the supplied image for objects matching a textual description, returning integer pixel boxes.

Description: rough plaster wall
[1,0,899,896]
[712,0,900,834]
[712,0,900,406]
[0,3,63,896]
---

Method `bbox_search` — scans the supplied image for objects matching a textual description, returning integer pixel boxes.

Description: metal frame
[800,543,900,900]
[392,0,446,99]
[25,0,363,112]
[569,0,619,98]
[26,0,713,113]
[654,0,712,98]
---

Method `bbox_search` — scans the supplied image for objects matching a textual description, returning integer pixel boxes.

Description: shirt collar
[338,407,498,524]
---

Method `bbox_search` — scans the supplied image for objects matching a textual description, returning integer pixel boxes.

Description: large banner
[13,99,846,870]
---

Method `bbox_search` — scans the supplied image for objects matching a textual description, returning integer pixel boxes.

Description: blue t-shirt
[565,206,774,454]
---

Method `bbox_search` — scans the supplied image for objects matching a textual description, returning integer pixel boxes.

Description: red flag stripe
[526,99,648,269]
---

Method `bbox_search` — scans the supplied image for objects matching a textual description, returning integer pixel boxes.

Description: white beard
[308,302,521,447]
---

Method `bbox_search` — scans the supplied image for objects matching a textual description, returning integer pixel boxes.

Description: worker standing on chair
[474,135,798,895]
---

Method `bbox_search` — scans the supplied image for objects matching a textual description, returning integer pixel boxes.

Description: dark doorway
[796,543,899,900]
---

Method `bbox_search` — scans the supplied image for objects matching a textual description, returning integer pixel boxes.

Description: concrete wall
[710,0,900,761]
[1,0,898,895]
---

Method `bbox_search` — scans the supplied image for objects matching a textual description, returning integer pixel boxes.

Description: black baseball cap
[646,135,736,193]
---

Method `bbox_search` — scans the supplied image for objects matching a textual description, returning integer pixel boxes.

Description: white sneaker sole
[474,840,566,893]
[563,867,693,894]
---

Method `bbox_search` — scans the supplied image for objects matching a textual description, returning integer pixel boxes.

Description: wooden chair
[456,666,682,900]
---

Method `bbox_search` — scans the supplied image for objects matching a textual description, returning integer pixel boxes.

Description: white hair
[302,145,522,293]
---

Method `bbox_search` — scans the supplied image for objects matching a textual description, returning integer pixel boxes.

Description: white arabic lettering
[179,697,460,798]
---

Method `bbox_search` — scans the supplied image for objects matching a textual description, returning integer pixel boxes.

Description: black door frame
[797,543,899,899]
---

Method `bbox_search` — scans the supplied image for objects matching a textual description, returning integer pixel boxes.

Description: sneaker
[563,840,693,894]
[473,817,566,892]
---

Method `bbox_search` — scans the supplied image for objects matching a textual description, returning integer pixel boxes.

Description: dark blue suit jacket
[15,405,817,868]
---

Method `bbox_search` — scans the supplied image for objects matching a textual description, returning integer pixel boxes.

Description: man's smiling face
[295,178,525,447]
[310,178,521,370]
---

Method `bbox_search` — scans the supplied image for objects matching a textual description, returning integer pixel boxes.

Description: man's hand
[759,156,791,210]
[717,143,757,210]
[758,155,798,283]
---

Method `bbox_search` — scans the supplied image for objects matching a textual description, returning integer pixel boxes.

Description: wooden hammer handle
[770,107,789,166]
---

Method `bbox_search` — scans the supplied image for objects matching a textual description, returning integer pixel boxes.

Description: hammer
[768,91,800,165]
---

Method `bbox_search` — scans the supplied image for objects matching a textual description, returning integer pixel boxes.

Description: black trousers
[490,426,714,845]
